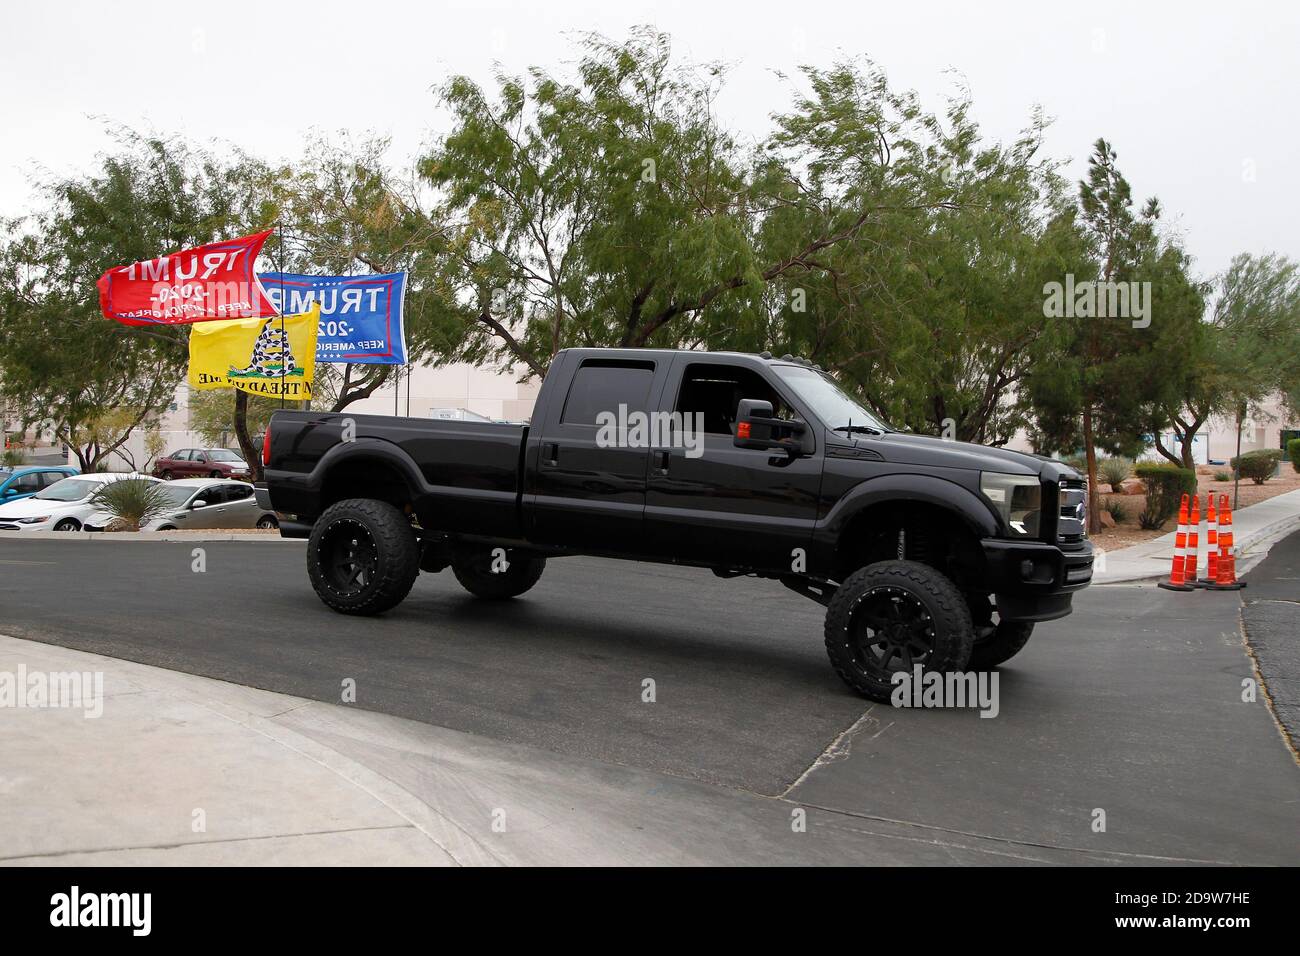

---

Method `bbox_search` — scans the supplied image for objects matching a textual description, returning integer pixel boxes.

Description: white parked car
[84,478,278,532]
[0,473,156,532]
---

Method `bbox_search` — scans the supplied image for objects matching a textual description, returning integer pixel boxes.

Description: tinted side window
[13,473,41,491]
[226,484,253,501]
[198,485,226,505]
[675,364,787,435]
[560,361,655,426]
[40,471,67,488]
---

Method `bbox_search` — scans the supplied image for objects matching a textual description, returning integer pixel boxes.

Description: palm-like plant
[1098,457,1133,487]
[89,478,172,532]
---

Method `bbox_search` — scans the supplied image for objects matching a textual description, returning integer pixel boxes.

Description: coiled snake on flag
[230,319,296,377]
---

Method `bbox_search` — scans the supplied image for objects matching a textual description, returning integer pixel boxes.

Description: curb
[1095,509,1300,585]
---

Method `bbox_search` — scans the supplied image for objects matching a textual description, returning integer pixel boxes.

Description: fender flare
[812,473,1001,568]
[306,436,429,501]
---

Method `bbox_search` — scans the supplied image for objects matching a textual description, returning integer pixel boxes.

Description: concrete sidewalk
[1094,487,1300,584]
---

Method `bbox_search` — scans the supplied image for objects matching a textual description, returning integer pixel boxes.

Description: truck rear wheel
[307,498,419,615]
[824,560,975,702]
[451,546,546,600]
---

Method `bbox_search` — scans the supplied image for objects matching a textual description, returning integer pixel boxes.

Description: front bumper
[0,519,50,531]
[981,538,1094,622]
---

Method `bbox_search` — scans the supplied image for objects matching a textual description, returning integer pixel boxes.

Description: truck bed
[263,410,528,539]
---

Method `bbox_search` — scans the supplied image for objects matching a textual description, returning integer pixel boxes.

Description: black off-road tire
[307,498,419,615]
[824,560,975,701]
[969,620,1034,670]
[451,545,546,600]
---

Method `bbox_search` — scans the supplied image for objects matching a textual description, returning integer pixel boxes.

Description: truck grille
[1057,479,1087,546]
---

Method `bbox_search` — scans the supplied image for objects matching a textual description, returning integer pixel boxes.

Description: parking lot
[1,533,1295,865]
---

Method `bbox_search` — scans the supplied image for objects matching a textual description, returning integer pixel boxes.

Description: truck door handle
[653,450,670,476]
[542,442,559,466]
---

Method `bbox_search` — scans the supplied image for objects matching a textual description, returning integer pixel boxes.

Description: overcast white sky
[2,0,1295,280]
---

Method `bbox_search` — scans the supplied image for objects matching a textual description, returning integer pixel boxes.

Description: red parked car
[153,448,251,481]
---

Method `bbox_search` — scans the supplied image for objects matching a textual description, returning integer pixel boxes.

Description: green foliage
[1214,470,1233,482]
[0,130,270,471]
[187,388,285,448]
[89,477,172,532]
[2,446,24,467]
[1024,139,1205,531]
[1231,448,1282,484]
[1,30,1295,479]
[1102,496,1128,523]
[1134,463,1197,530]
[1288,438,1300,473]
[1097,456,1133,487]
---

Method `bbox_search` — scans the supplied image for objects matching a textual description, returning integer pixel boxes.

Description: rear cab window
[560,360,656,426]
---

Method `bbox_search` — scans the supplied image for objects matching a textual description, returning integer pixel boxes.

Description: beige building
[348,362,540,422]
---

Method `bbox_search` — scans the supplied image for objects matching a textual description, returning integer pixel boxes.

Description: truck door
[526,353,669,555]
[642,357,824,573]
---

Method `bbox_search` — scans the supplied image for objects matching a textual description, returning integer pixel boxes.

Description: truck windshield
[772,365,891,434]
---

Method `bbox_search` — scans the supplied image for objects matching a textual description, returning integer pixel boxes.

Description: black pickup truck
[258,348,1093,700]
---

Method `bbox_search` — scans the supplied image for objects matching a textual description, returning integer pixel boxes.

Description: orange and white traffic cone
[1185,494,1200,584]
[1205,493,1247,590]
[1158,493,1196,591]
[1198,494,1219,586]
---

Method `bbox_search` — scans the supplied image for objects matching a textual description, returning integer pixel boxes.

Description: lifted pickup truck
[259,348,1093,700]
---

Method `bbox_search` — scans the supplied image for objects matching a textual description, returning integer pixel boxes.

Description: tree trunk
[232,390,262,481]
[331,364,391,412]
[1153,435,1182,467]
[1083,404,1101,535]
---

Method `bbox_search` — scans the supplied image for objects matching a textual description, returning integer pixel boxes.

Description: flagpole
[277,223,286,409]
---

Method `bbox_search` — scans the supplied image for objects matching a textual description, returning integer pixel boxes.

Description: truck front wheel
[451,546,546,600]
[824,560,975,702]
[307,498,419,615]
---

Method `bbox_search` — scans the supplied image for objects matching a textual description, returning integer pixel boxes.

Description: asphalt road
[1241,529,1300,749]
[1,534,1297,863]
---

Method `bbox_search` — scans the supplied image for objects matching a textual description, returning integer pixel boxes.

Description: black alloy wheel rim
[847,585,937,677]
[321,519,377,594]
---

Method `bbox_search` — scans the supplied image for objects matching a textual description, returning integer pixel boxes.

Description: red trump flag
[97,228,279,325]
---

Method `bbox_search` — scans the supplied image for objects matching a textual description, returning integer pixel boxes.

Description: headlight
[17,515,50,524]
[980,473,1042,538]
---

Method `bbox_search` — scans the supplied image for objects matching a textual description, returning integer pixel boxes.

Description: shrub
[1,447,23,468]
[1098,456,1133,487]
[1231,448,1283,485]
[1102,496,1128,523]
[89,478,172,532]
[1134,463,1197,530]
[1213,470,1233,482]
[1288,438,1300,474]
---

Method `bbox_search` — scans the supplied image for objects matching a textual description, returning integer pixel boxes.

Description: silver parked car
[84,479,278,532]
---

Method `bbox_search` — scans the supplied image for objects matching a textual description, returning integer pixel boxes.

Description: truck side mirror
[734,398,809,455]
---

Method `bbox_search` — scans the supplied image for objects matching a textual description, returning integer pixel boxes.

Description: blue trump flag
[259,272,408,365]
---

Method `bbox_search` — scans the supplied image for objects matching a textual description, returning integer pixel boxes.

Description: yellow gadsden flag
[188,304,320,399]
